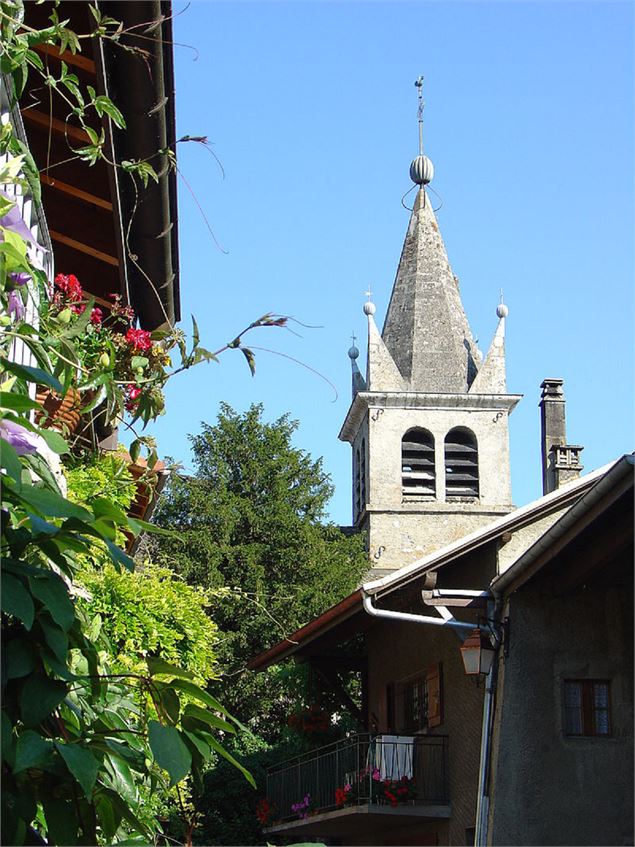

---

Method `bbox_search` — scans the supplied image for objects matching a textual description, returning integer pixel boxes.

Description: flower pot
[35,387,83,434]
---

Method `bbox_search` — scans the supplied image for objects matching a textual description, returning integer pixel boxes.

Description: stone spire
[469,300,508,394]
[364,298,405,392]
[382,188,480,393]
[348,334,366,396]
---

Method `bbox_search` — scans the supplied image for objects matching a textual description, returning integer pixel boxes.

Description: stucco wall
[364,544,497,847]
[488,550,634,846]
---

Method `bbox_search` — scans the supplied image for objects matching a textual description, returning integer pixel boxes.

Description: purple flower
[9,272,31,287]
[0,418,43,455]
[7,290,25,322]
[0,190,47,253]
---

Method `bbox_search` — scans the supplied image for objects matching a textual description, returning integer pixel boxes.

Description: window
[354,439,367,520]
[563,680,611,737]
[402,428,435,499]
[444,427,479,498]
[391,664,443,732]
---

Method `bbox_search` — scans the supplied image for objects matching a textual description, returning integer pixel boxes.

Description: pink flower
[90,307,103,326]
[125,327,152,351]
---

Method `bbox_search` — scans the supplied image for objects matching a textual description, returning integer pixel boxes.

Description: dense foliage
[153,403,368,738]
[0,5,257,844]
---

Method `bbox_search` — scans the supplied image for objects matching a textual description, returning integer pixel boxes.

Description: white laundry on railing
[372,735,414,780]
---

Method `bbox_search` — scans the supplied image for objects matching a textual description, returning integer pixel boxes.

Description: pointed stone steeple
[469,302,508,394]
[339,81,522,570]
[382,188,480,393]
[348,337,366,396]
[364,300,405,392]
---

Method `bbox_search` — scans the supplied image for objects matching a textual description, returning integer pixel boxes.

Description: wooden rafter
[22,109,90,144]
[33,43,96,75]
[49,230,119,267]
[40,174,112,211]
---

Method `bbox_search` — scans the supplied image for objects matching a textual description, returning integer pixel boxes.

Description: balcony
[263,733,450,839]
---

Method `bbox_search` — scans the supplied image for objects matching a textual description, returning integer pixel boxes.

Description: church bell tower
[340,81,522,573]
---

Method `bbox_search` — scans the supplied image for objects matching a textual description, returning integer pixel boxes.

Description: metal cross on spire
[364,286,373,302]
[415,76,424,156]
[351,331,357,347]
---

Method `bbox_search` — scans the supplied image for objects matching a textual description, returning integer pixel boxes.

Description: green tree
[153,403,368,739]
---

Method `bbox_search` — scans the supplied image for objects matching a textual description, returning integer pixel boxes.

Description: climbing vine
[0,3,282,844]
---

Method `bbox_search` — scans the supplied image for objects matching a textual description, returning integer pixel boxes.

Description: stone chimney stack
[540,378,584,494]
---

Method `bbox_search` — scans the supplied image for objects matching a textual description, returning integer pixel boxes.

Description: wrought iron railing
[266,733,448,824]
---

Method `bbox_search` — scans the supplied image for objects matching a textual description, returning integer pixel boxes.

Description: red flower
[124,385,143,412]
[256,798,271,825]
[90,307,103,326]
[54,273,83,301]
[335,788,347,808]
[125,327,152,351]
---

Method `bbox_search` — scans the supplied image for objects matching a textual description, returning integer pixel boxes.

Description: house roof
[491,453,634,596]
[23,1,179,330]
[248,458,621,671]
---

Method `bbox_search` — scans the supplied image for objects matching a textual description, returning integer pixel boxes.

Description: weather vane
[415,76,424,156]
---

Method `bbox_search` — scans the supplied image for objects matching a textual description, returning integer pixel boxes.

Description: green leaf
[5,637,38,679]
[0,359,63,393]
[126,517,174,537]
[147,721,191,787]
[10,481,92,521]
[182,703,235,734]
[129,439,141,464]
[169,679,234,717]
[13,730,55,772]
[38,616,69,664]
[146,657,195,680]
[94,95,126,129]
[0,392,41,412]
[1,710,13,765]
[130,356,148,370]
[0,437,22,483]
[154,685,180,725]
[95,792,120,842]
[206,735,256,788]
[104,750,137,804]
[41,797,78,846]
[39,428,69,455]
[104,538,134,571]
[20,675,68,726]
[29,572,75,630]
[1,573,34,629]
[55,742,100,798]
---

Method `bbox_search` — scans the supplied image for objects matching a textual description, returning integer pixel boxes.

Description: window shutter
[426,663,443,728]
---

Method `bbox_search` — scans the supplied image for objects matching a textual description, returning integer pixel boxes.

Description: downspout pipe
[474,599,502,847]
[362,594,477,633]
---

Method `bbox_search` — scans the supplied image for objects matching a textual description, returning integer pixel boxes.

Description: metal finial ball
[496,303,509,319]
[348,345,359,360]
[363,301,376,316]
[410,155,434,185]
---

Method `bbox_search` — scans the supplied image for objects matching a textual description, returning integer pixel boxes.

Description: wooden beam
[49,230,119,267]
[33,43,96,75]
[22,109,90,144]
[40,173,112,212]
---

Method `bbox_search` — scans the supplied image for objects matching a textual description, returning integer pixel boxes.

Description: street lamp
[459,628,496,676]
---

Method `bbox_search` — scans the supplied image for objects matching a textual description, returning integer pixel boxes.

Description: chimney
[540,378,583,494]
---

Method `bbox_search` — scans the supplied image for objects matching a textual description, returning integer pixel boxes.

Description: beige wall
[358,403,513,568]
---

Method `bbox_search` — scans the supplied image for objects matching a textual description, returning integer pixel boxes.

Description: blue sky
[147,0,634,524]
